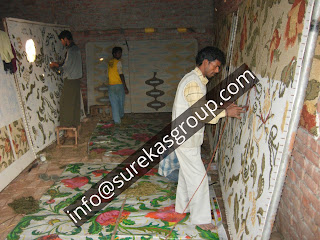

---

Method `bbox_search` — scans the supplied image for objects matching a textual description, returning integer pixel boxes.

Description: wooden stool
[90,104,112,118]
[56,126,79,147]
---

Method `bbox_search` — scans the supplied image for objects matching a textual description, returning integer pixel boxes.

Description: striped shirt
[184,67,226,123]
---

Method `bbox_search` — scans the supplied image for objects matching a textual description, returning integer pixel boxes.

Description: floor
[0,113,282,240]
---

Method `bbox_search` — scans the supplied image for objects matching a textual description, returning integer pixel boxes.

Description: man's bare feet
[197,223,217,231]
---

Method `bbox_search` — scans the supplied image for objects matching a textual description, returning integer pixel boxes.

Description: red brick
[301,200,316,220]
[308,134,319,153]
[304,158,315,178]
[288,169,297,183]
[307,189,320,212]
[315,211,320,227]
[316,230,320,240]
[297,128,308,143]
[317,140,320,155]
[294,136,307,155]
[291,198,302,222]
[289,228,299,240]
[312,168,320,189]
[303,173,318,195]
[305,148,320,168]
[298,222,316,240]
[292,149,305,168]
[292,195,301,211]
[301,196,311,211]
[301,184,320,212]
[291,182,303,200]
[304,215,318,234]
[293,160,304,179]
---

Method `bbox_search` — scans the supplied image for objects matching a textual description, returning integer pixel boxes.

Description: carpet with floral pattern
[6,163,225,240]
[88,117,169,157]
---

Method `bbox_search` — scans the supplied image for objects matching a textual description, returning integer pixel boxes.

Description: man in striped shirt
[172,46,245,231]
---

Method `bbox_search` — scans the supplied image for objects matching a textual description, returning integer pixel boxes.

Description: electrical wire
[164,116,229,239]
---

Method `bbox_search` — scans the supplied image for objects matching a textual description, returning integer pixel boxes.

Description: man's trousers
[175,146,211,225]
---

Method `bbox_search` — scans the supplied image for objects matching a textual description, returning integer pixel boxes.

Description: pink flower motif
[112,148,136,156]
[46,199,55,204]
[132,133,152,142]
[96,210,130,225]
[145,204,186,223]
[61,176,89,189]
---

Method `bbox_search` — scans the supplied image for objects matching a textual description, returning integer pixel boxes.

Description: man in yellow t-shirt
[107,47,129,124]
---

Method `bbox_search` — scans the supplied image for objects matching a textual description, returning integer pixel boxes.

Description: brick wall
[0,0,214,31]
[276,125,320,239]
[0,0,215,111]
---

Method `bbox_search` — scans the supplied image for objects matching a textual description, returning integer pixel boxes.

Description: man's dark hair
[196,46,226,66]
[112,47,122,56]
[58,30,73,41]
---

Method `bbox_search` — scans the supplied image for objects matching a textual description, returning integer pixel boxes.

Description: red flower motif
[145,204,186,223]
[5,139,12,153]
[61,176,89,189]
[21,129,27,142]
[89,142,94,146]
[37,234,62,240]
[299,104,316,132]
[46,199,55,204]
[270,28,281,64]
[240,15,247,51]
[132,133,152,142]
[112,148,136,156]
[92,169,110,177]
[285,0,305,49]
[101,123,114,129]
[96,210,130,226]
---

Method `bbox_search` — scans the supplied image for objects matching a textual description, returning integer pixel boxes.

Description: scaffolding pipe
[262,0,320,239]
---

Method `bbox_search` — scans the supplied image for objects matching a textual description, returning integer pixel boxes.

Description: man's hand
[226,103,247,119]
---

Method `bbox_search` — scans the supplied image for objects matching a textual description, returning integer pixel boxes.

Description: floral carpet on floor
[88,117,169,157]
[6,163,224,240]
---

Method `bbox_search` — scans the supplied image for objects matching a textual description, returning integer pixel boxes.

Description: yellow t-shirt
[108,58,123,85]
